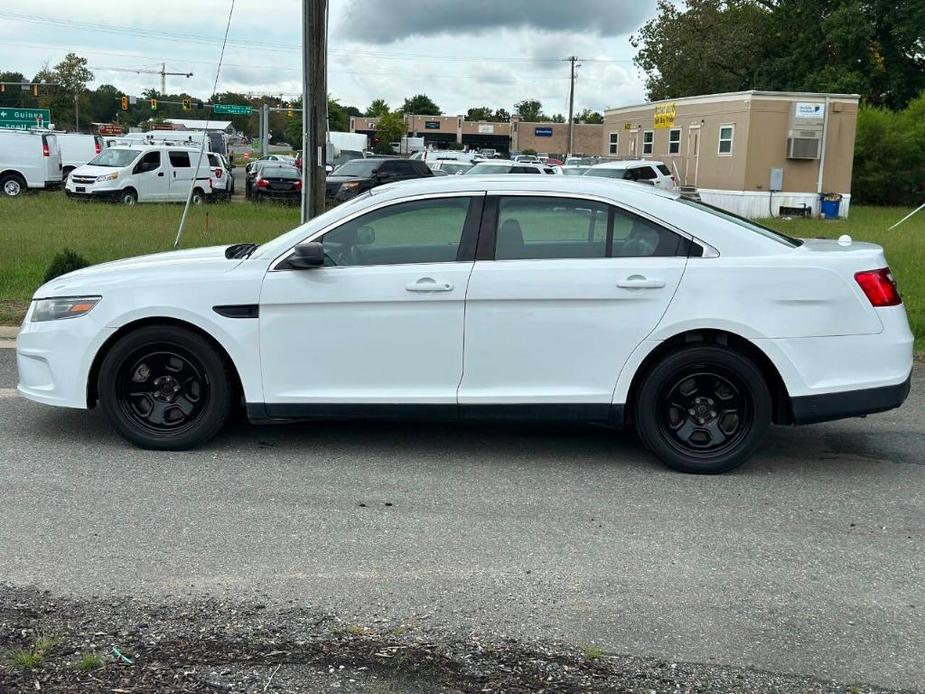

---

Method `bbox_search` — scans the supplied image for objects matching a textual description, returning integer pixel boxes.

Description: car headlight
[95,172,118,182]
[31,296,101,322]
[340,181,359,190]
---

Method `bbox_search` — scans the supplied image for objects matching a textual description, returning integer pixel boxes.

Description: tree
[466,106,494,121]
[36,53,94,131]
[493,108,511,122]
[576,108,603,124]
[0,70,36,108]
[400,93,442,115]
[366,98,390,117]
[550,113,566,123]
[514,99,544,121]
[632,0,925,109]
[374,111,408,154]
[328,97,350,132]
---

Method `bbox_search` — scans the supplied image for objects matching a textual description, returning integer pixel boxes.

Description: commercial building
[349,115,604,157]
[603,90,859,217]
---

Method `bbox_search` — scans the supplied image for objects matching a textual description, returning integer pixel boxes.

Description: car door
[132,150,168,201]
[258,193,484,414]
[458,194,690,417]
[167,150,193,200]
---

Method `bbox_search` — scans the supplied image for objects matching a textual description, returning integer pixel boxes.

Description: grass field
[0,195,922,350]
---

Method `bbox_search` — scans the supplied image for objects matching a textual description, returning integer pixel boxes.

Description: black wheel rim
[115,345,210,435]
[657,366,753,460]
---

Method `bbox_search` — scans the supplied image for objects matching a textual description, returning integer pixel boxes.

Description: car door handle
[406,278,454,292]
[617,276,666,289]
[157,172,165,177]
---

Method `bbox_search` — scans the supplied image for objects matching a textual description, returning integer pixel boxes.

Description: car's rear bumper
[791,370,912,424]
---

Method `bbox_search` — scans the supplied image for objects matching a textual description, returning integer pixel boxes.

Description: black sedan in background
[252,165,302,204]
[325,158,432,206]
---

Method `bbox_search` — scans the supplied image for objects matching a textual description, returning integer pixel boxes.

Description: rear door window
[633,166,658,180]
[168,151,191,168]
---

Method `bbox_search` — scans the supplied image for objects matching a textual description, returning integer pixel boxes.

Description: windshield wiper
[225,243,258,259]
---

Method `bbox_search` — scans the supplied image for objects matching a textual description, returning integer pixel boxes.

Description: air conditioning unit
[786,127,822,159]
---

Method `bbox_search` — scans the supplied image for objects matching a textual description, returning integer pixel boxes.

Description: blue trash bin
[820,194,842,219]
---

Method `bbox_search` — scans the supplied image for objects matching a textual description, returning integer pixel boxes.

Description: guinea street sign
[0,107,51,129]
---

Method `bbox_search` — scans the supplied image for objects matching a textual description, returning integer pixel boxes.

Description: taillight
[214,167,223,178]
[95,141,101,154]
[293,179,302,191]
[855,268,901,307]
[256,178,268,189]
[42,136,49,157]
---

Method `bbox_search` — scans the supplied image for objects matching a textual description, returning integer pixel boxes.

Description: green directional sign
[212,103,252,116]
[0,107,51,129]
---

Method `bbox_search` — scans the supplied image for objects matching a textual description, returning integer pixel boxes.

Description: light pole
[301,0,328,223]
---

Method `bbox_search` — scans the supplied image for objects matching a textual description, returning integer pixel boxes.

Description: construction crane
[92,63,193,95]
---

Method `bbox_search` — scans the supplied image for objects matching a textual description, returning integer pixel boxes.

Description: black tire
[192,188,205,205]
[118,188,137,206]
[634,345,771,474]
[1,173,26,197]
[97,325,233,450]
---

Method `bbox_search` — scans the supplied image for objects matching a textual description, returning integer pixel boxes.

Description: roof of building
[164,119,233,131]
[604,90,861,116]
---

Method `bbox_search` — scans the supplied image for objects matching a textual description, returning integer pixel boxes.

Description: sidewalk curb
[0,327,18,339]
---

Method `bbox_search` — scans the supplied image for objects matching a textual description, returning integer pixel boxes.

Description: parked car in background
[56,133,104,180]
[513,154,540,164]
[584,160,679,192]
[19,176,912,475]
[326,157,432,205]
[245,160,290,200]
[561,165,591,176]
[64,145,213,205]
[0,129,63,197]
[427,160,473,176]
[252,164,302,204]
[464,161,559,175]
[208,152,234,201]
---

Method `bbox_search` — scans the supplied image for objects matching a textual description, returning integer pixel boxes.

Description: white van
[0,129,63,197]
[56,133,104,180]
[65,145,213,205]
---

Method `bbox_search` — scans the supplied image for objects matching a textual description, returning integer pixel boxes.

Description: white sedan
[17,176,913,473]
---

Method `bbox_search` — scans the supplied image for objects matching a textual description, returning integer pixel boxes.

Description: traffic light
[121,96,129,111]
[287,103,293,118]
[150,98,157,112]
[182,98,192,110]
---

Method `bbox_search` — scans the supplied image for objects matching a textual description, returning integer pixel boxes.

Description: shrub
[43,248,90,284]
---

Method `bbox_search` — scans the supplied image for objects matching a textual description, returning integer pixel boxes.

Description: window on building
[668,128,682,154]
[608,132,619,155]
[642,130,654,155]
[718,125,734,155]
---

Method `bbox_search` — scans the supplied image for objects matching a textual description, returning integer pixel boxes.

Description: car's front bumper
[16,305,115,409]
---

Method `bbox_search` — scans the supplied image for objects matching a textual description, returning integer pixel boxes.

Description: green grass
[0,195,922,351]
[579,643,604,661]
[74,651,105,671]
[761,205,924,349]
[8,648,45,669]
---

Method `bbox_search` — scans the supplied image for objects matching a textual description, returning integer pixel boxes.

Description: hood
[327,174,364,184]
[71,164,123,178]
[36,245,240,297]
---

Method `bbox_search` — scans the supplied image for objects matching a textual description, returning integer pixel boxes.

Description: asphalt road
[1,347,923,690]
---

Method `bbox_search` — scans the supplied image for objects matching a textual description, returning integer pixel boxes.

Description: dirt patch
[0,585,907,693]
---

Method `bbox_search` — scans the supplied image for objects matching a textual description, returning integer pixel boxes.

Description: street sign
[213,103,252,115]
[0,107,51,130]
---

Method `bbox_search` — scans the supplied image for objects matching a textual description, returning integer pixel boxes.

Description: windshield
[583,167,627,179]
[562,167,588,176]
[679,199,803,247]
[262,167,300,179]
[441,162,472,174]
[88,149,141,167]
[333,159,383,177]
[465,163,513,175]
[332,150,364,167]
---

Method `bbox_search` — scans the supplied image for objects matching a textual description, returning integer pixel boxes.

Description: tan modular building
[603,90,859,217]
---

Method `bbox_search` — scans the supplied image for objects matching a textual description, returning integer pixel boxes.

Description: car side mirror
[286,242,325,269]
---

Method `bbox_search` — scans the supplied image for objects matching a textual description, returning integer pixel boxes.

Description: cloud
[337,0,654,43]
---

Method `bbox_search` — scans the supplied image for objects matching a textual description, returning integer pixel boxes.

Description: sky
[0,0,658,116]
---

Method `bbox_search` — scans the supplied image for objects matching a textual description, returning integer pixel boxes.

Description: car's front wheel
[634,345,771,474]
[97,325,233,450]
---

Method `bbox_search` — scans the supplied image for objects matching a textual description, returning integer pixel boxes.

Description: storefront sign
[478,124,494,134]
[795,102,825,119]
[534,127,553,137]
[424,121,441,129]
[654,103,677,129]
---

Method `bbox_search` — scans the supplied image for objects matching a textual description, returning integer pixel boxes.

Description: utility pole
[301,0,328,222]
[74,93,79,132]
[566,56,580,158]
[261,103,269,156]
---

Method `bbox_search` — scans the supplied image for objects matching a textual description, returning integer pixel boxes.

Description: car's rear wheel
[192,188,205,205]
[1,173,26,197]
[635,345,771,474]
[98,325,233,450]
